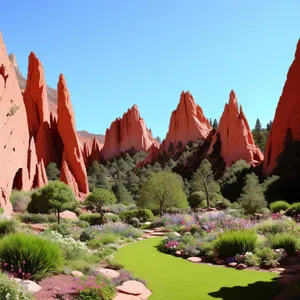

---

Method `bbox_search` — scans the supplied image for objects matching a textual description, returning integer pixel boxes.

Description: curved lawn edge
[114,237,281,300]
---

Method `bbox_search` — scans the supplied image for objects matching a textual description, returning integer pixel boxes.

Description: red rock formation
[263,40,300,175]
[101,105,159,161]
[0,33,31,212]
[136,144,160,169]
[82,142,90,168]
[23,52,58,166]
[89,138,102,165]
[208,90,264,167]
[57,74,88,197]
[161,91,212,154]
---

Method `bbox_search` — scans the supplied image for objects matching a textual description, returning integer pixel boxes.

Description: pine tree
[212,119,218,130]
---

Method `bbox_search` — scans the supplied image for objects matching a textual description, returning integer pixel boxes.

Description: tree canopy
[138,171,188,216]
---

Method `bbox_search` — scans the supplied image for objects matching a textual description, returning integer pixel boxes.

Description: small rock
[150,232,165,236]
[173,232,181,237]
[136,237,144,241]
[30,224,48,232]
[14,279,42,293]
[144,222,151,225]
[175,251,181,256]
[143,230,153,234]
[216,259,225,265]
[187,257,202,263]
[206,207,217,212]
[96,268,120,279]
[228,262,238,268]
[253,213,263,219]
[236,263,247,270]
[71,270,83,278]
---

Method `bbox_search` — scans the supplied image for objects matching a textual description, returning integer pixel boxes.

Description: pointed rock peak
[295,39,300,58]
[208,92,263,167]
[57,74,71,108]
[58,74,67,93]
[228,90,238,108]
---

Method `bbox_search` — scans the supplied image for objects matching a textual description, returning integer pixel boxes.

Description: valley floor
[114,237,280,300]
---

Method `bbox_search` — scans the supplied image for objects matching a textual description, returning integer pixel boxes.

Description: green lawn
[114,237,281,300]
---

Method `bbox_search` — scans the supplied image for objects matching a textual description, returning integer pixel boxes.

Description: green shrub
[75,276,116,300]
[270,201,290,213]
[105,258,123,270]
[255,247,280,267]
[129,217,140,228]
[0,208,3,215]
[287,202,300,217]
[104,213,120,223]
[0,233,64,280]
[79,213,103,225]
[20,213,57,224]
[0,272,33,300]
[10,190,32,213]
[119,209,154,223]
[244,253,261,267]
[270,233,299,255]
[0,219,17,235]
[214,230,257,258]
[80,227,97,242]
[98,233,118,245]
[254,219,295,235]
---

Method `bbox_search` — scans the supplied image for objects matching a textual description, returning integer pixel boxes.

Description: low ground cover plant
[19,213,57,224]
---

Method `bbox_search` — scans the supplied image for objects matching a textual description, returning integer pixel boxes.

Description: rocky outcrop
[23,52,58,166]
[0,33,31,212]
[89,138,102,165]
[101,105,159,161]
[263,39,300,175]
[57,74,88,197]
[161,91,211,154]
[208,90,263,167]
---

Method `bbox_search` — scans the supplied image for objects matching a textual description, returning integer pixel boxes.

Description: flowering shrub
[93,222,142,239]
[254,218,296,235]
[41,230,88,260]
[255,247,281,268]
[0,272,33,300]
[235,252,261,267]
[75,275,116,300]
[0,233,63,280]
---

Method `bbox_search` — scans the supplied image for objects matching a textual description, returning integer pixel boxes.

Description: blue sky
[1,1,299,139]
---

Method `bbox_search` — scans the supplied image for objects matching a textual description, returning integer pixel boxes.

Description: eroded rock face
[23,52,58,166]
[89,138,102,165]
[0,33,30,212]
[57,74,88,197]
[101,105,159,161]
[208,90,263,167]
[161,91,211,153]
[264,40,300,175]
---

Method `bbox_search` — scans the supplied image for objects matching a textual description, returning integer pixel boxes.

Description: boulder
[60,210,78,220]
[216,259,225,265]
[236,263,247,270]
[95,267,120,279]
[208,90,263,167]
[71,270,84,278]
[228,262,238,268]
[14,278,42,293]
[116,280,152,300]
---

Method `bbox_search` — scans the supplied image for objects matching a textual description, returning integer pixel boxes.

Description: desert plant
[0,219,17,235]
[119,209,154,223]
[255,247,280,268]
[79,213,103,225]
[0,233,64,280]
[270,201,290,213]
[19,212,57,224]
[254,218,295,235]
[0,272,33,300]
[104,213,120,223]
[129,217,140,228]
[270,233,299,255]
[214,230,257,258]
[9,190,32,212]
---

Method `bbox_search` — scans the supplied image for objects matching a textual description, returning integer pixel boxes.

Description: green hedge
[119,209,154,223]
[79,213,103,225]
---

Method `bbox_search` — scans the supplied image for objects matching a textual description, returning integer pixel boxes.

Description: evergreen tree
[266,121,273,131]
[252,118,267,151]
[112,182,134,204]
[238,173,267,215]
[212,119,218,130]
[46,162,60,181]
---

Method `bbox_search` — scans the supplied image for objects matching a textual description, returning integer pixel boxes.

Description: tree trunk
[57,211,60,225]
[203,180,210,208]
[159,202,163,217]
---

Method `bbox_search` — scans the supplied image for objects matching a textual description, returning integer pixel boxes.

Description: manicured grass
[114,237,281,300]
